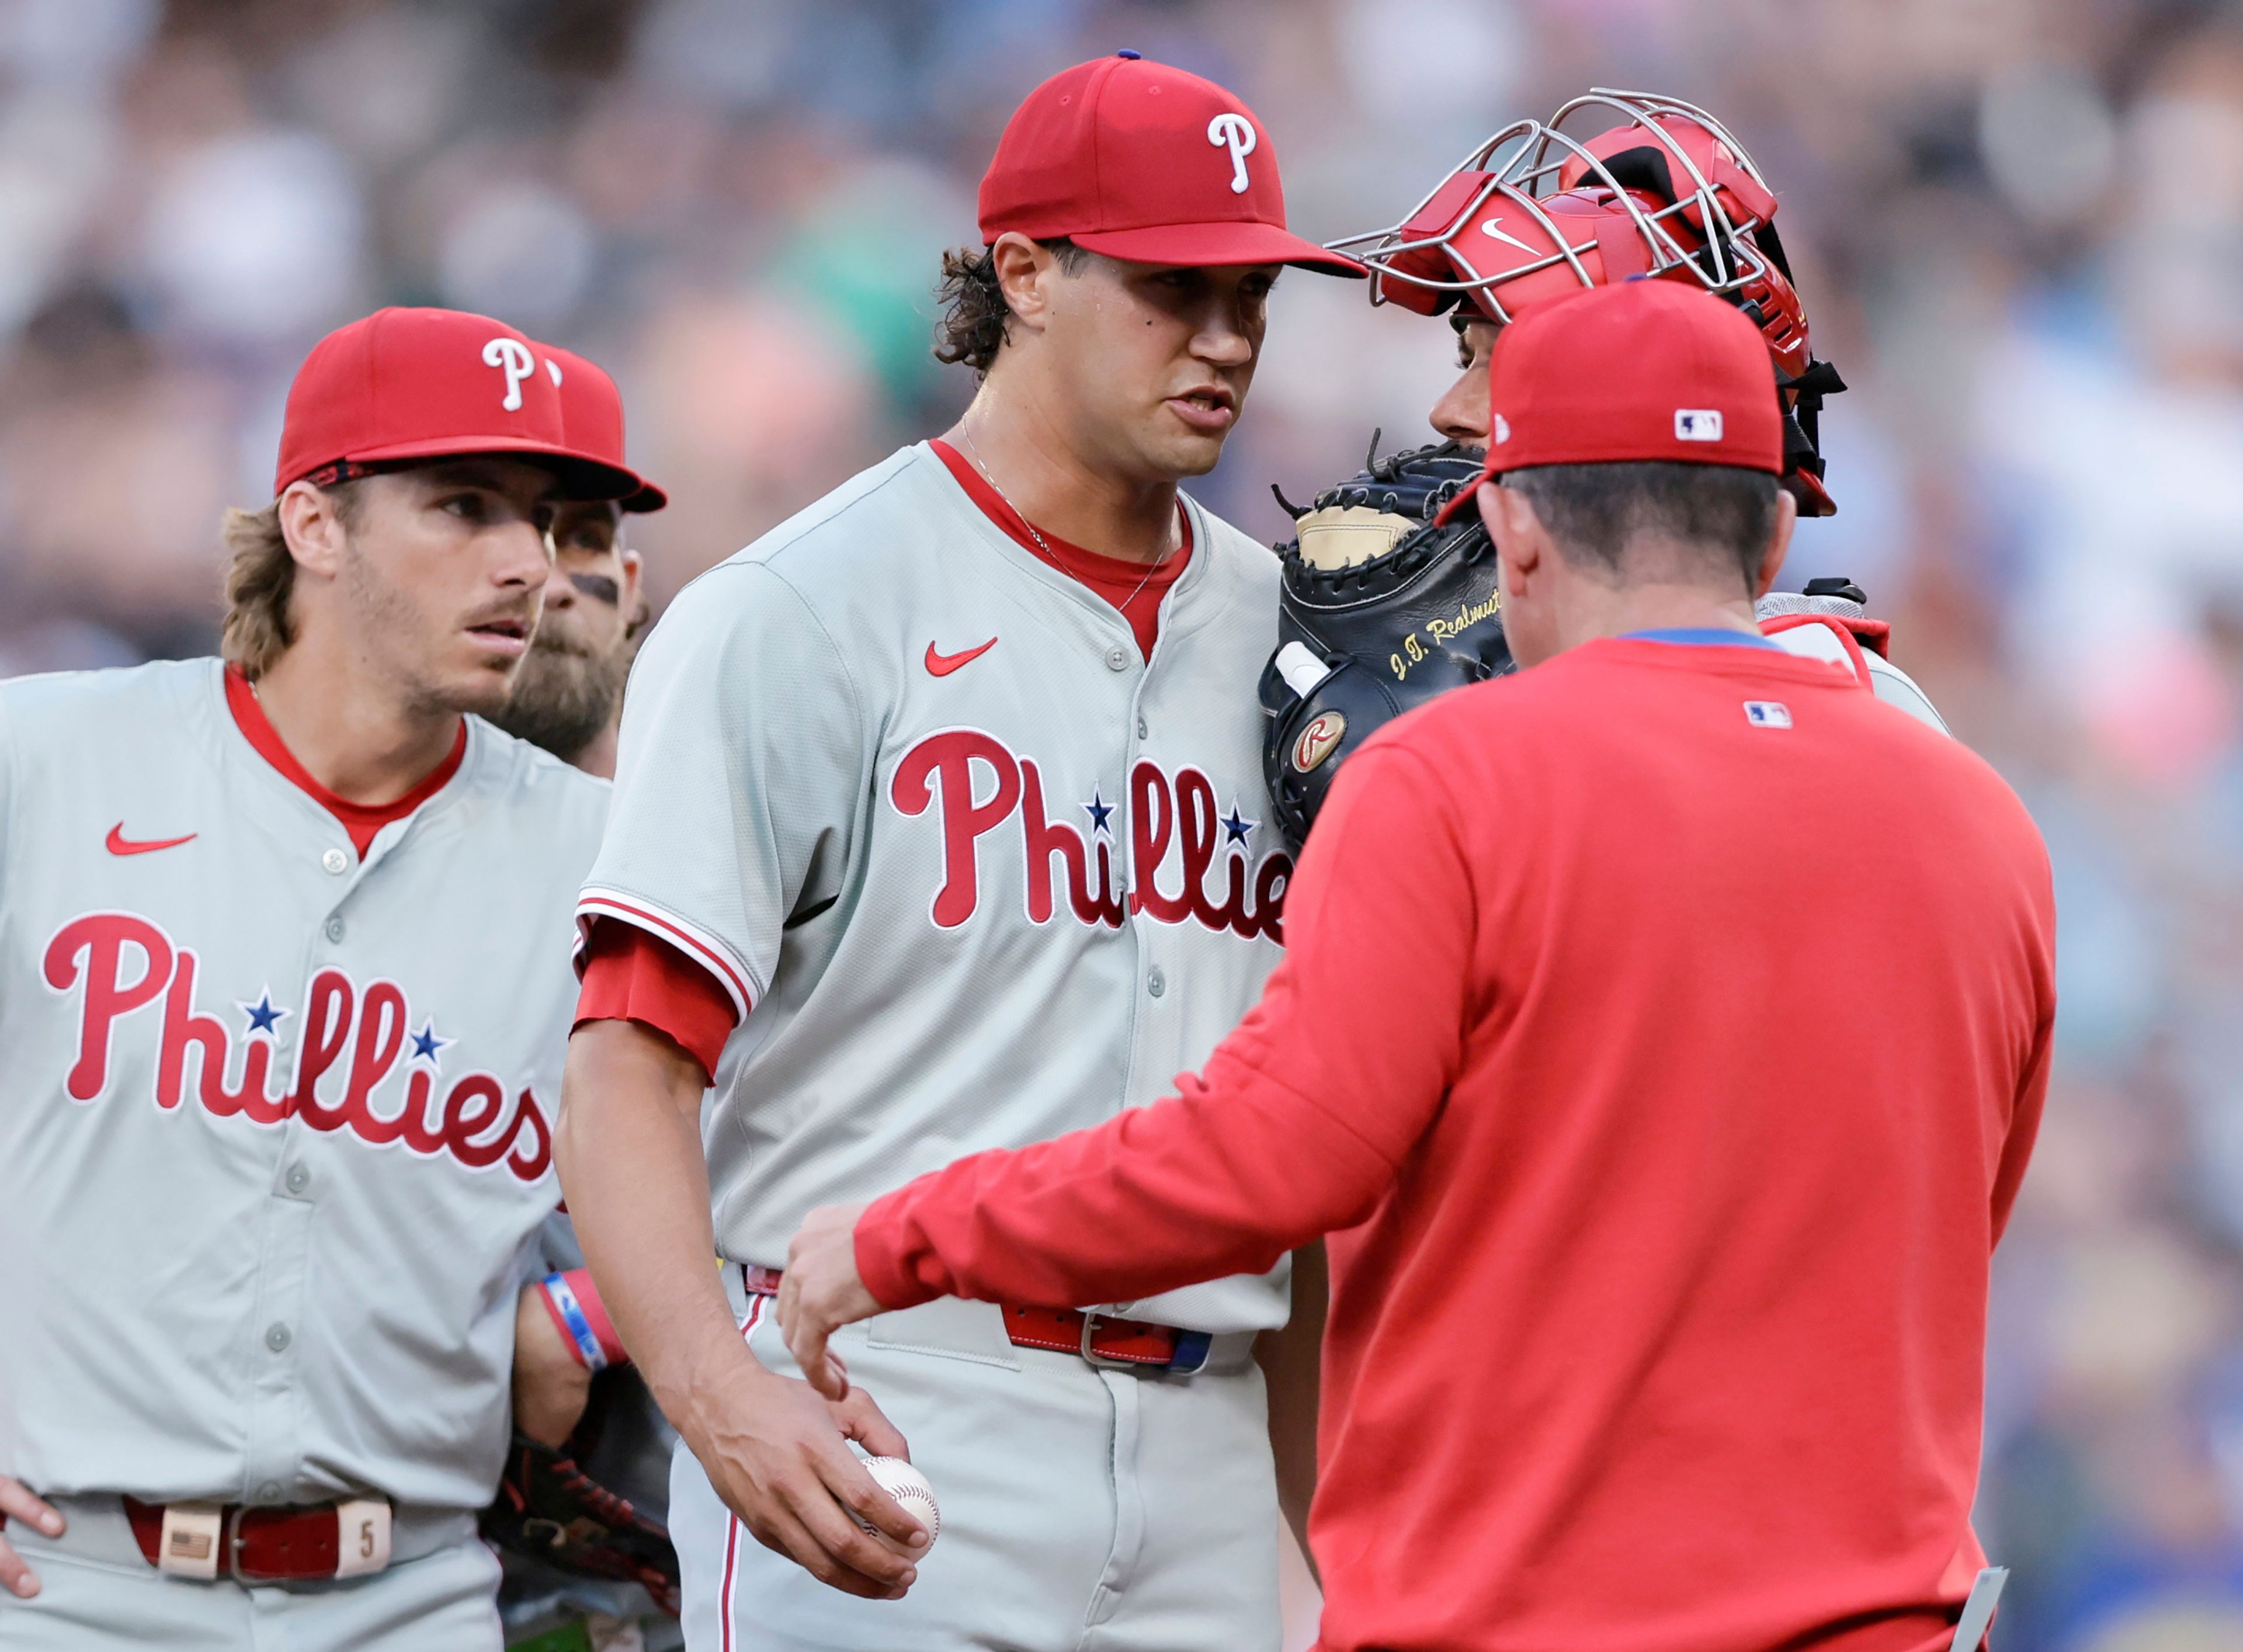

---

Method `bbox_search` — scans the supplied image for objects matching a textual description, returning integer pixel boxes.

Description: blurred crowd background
[3,0,2241,1646]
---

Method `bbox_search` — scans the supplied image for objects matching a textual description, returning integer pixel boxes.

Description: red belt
[739,1266,1213,1374]
[123,1496,388,1582]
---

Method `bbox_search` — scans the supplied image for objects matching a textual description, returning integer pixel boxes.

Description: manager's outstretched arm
[780,742,1477,1393]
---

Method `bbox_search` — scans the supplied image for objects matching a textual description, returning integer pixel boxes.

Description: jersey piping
[224,664,468,857]
[575,889,756,1022]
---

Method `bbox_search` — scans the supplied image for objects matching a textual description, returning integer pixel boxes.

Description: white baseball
[857,1455,939,1556]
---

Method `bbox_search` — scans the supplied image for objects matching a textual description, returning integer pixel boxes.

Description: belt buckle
[221,1500,392,1583]
[1078,1311,1153,1372]
[223,1508,253,1582]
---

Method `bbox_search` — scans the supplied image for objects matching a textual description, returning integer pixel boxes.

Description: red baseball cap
[273,307,643,501]
[543,345,667,513]
[979,53,1363,276]
[1439,280,1783,522]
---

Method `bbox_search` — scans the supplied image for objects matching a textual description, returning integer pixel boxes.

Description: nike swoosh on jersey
[105,823,198,856]
[925,638,998,677]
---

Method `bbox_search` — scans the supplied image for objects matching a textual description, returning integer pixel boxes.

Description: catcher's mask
[1327,89,1845,518]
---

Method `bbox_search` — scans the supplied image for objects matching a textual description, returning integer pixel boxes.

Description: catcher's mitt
[1259,436,1514,846]
[481,1432,680,1618]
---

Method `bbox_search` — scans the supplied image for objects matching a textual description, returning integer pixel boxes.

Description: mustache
[464,599,537,632]
[524,626,599,659]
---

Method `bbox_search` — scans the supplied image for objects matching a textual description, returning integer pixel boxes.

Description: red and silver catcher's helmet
[1329,89,1847,515]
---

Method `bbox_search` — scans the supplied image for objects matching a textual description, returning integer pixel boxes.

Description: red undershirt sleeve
[573,918,738,1086]
[855,740,1483,1313]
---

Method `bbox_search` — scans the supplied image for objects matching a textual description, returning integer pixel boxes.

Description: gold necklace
[956,425,1168,616]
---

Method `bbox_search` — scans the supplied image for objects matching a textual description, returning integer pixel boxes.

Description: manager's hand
[781,1202,887,1402]
[0,1473,64,1599]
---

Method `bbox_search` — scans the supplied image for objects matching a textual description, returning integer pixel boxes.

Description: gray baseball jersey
[0,660,606,1511]
[580,442,1294,1334]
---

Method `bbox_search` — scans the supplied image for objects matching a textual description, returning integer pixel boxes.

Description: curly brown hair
[932,238,1088,377]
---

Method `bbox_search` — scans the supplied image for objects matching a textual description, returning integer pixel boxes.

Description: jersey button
[1137,716,1148,740]
[1105,646,1129,672]
[255,1482,282,1504]
[321,847,349,875]
[285,1165,310,1195]
[265,1322,291,1353]
[1147,966,1166,998]
[324,917,345,943]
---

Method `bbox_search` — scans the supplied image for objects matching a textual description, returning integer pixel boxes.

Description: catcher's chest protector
[1260,439,1514,846]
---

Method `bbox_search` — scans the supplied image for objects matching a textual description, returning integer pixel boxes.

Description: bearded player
[555,52,1362,1652]
[491,346,681,1652]
[1260,91,1945,842]
[493,346,656,780]
[0,308,648,1649]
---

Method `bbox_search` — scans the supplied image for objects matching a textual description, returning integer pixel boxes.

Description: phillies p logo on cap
[481,337,539,411]
[1207,113,1257,195]
[272,307,644,502]
[974,54,1363,276]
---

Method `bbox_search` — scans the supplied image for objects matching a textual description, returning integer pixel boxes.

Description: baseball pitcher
[555,53,1363,1652]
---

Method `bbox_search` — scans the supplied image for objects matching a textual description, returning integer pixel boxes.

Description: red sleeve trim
[573,919,739,1085]
[575,890,754,1019]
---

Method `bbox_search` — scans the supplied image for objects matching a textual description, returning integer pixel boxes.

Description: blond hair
[219,481,363,679]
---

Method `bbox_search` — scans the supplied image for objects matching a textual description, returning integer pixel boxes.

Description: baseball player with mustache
[0,307,645,1650]
[494,346,656,782]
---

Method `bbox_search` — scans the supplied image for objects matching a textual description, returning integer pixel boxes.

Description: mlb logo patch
[1675,408,1724,442]
[1743,700,1792,728]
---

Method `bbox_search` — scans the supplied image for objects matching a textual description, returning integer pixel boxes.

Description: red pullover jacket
[858,636,2056,1652]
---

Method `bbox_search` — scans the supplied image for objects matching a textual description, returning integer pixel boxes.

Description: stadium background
[2,1,2241,1647]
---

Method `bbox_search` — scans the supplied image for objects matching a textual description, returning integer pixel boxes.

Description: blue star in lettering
[410,1020,449,1067]
[1221,803,1256,848]
[1084,790,1114,837]
[239,991,286,1037]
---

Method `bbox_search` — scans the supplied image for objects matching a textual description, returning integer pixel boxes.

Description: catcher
[1260,89,1946,843]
